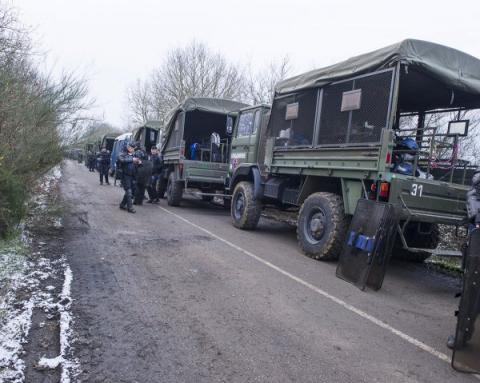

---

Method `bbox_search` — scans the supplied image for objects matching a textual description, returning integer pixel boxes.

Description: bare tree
[0,1,92,235]
[126,79,153,125]
[245,56,291,105]
[127,41,246,125]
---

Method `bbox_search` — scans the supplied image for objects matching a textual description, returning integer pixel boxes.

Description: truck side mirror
[226,116,233,136]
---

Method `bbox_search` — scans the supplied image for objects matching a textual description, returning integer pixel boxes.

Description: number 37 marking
[411,183,423,197]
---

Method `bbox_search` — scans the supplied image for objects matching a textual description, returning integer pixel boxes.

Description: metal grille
[269,89,317,147]
[318,70,394,145]
[318,81,352,145]
[349,71,393,143]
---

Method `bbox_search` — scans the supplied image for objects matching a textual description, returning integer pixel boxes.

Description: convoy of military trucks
[71,39,480,372]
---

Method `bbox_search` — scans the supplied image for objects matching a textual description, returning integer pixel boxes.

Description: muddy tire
[156,177,167,199]
[166,172,183,206]
[231,181,262,230]
[297,192,348,261]
[393,223,440,262]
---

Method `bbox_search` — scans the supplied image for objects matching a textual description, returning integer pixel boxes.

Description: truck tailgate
[183,160,229,184]
[389,175,468,224]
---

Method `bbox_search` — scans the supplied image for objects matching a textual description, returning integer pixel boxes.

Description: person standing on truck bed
[118,142,140,213]
[97,147,111,185]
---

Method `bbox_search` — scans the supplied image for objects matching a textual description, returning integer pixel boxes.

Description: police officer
[97,147,111,185]
[147,147,162,203]
[447,168,480,349]
[87,150,96,172]
[118,143,140,213]
[467,169,480,228]
[133,144,150,205]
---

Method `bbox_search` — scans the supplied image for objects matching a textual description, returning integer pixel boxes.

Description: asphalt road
[62,160,476,383]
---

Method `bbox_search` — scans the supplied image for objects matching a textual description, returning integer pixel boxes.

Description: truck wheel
[297,192,348,261]
[393,223,440,262]
[156,177,167,199]
[166,172,183,206]
[231,181,262,230]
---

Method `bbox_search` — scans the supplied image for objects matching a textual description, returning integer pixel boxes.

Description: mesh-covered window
[166,112,184,149]
[318,69,394,146]
[318,81,353,145]
[236,111,255,137]
[269,89,317,147]
[349,71,393,143]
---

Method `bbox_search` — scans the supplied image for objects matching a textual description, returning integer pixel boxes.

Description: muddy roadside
[0,165,78,382]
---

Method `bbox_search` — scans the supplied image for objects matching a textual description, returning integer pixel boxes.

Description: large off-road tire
[231,181,262,230]
[297,192,349,261]
[166,172,183,206]
[393,222,440,262]
[156,177,167,199]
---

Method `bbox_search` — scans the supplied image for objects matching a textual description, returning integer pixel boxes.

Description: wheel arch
[297,176,363,216]
[230,165,263,200]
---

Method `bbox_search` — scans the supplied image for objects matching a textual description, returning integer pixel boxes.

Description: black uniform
[97,149,111,185]
[87,151,96,172]
[147,153,162,202]
[467,169,480,226]
[133,148,150,205]
[118,150,136,212]
[448,168,480,350]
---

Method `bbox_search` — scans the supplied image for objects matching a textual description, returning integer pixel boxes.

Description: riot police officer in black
[133,145,150,205]
[447,168,480,349]
[118,143,141,213]
[147,147,162,203]
[97,147,111,185]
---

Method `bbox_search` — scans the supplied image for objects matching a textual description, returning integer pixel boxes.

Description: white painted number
[411,184,423,197]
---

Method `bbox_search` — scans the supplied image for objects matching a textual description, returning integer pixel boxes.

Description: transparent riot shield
[452,228,480,374]
[336,199,398,291]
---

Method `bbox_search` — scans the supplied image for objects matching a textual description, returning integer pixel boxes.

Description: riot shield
[336,199,398,291]
[452,228,480,374]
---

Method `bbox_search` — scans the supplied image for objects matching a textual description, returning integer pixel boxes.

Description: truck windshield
[237,111,254,137]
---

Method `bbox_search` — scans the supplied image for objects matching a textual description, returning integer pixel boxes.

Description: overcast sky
[13,0,480,127]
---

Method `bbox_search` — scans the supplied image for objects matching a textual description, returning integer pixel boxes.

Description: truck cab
[229,105,270,174]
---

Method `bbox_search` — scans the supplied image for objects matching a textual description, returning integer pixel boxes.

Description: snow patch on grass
[0,164,79,382]
[36,265,79,383]
[0,296,34,382]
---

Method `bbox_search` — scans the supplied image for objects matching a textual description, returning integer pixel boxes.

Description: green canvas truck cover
[131,120,162,138]
[161,97,249,151]
[275,39,480,97]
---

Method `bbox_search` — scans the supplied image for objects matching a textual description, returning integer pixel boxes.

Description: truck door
[231,109,256,167]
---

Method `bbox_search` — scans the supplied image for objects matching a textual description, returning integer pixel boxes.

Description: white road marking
[158,206,454,366]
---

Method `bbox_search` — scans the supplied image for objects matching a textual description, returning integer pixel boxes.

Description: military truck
[132,120,162,153]
[109,132,132,176]
[227,39,480,262]
[100,134,117,152]
[159,98,248,206]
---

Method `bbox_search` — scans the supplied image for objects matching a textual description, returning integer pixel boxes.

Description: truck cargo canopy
[162,97,249,151]
[275,39,480,100]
